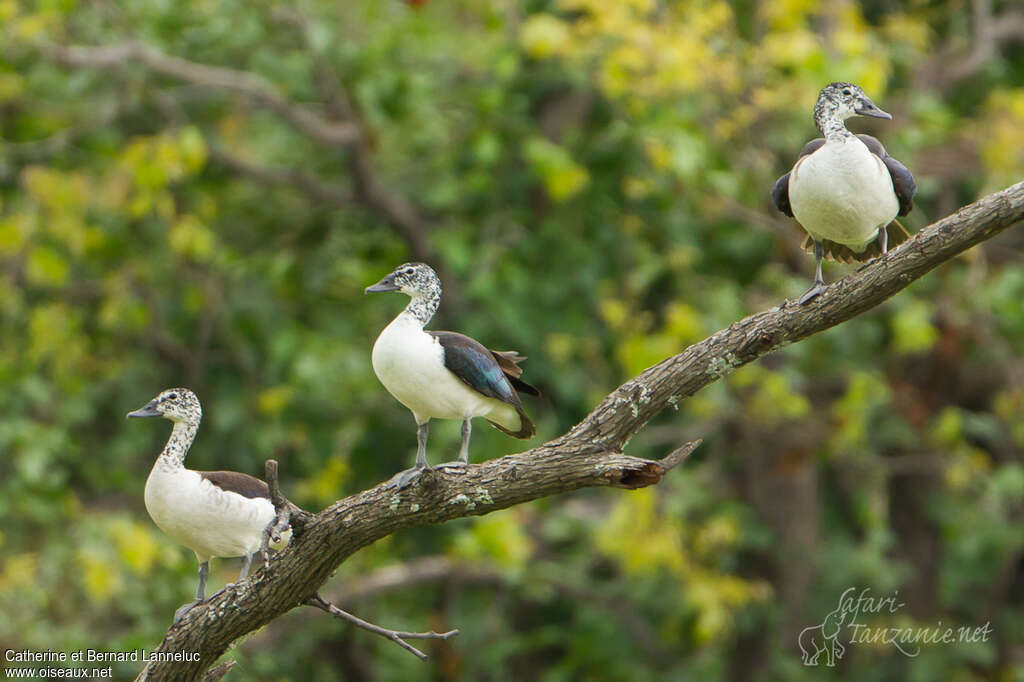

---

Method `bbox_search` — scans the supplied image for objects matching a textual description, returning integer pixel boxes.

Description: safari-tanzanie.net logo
[798,587,993,666]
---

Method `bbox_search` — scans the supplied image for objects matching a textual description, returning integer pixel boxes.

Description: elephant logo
[798,605,848,666]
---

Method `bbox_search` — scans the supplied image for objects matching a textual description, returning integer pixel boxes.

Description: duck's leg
[416,421,429,469]
[173,560,209,622]
[437,418,471,471]
[236,552,253,582]
[458,418,471,464]
[798,239,827,304]
[213,554,254,601]
[196,560,209,601]
[858,226,891,272]
[388,421,431,489]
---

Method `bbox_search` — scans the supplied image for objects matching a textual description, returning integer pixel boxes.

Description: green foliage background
[1,0,1022,679]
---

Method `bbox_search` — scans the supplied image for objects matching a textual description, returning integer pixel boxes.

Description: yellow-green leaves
[729,365,810,425]
[0,553,40,595]
[519,14,571,59]
[524,137,590,201]
[169,215,217,263]
[891,299,939,355]
[296,458,351,508]
[25,245,69,286]
[0,214,30,254]
[604,299,706,376]
[830,371,891,454]
[257,385,295,415]
[111,519,163,576]
[0,70,24,102]
[978,89,1024,190]
[596,487,770,641]
[452,509,532,571]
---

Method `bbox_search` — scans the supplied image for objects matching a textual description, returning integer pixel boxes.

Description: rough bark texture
[134,181,1024,680]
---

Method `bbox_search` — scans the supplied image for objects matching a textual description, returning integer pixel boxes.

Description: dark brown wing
[200,471,270,500]
[428,331,537,439]
[772,138,826,217]
[858,134,916,216]
[490,350,540,396]
[429,331,521,405]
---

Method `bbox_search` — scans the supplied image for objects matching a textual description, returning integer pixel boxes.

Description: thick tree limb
[135,182,1024,680]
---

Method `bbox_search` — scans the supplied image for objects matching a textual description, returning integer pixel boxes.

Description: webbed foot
[434,460,469,474]
[386,465,430,490]
[173,600,201,623]
[798,282,827,304]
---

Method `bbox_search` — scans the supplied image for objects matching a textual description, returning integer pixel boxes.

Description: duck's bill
[365,275,400,293]
[126,402,161,418]
[856,97,892,119]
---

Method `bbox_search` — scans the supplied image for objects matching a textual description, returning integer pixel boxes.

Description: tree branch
[45,39,442,272]
[44,41,360,147]
[915,0,1024,89]
[135,182,1024,680]
[209,147,354,211]
[306,593,459,661]
[271,12,442,274]
[329,556,500,604]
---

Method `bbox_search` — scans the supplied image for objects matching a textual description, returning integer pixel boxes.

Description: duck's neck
[401,289,441,328]
[155,420,200,472]
[814,102,853,143]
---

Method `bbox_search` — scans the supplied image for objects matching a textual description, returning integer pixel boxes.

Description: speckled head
[365,262,443,325]
[365,262,440,297]
[127,388,202,426]
[813,82,891,135]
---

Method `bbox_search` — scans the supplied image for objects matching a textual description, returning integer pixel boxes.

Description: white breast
[144,464,287,562]
[789,137,899,250]
[371,314,518,429]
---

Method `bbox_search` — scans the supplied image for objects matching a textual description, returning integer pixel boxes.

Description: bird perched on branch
[366,263,539,488]
[772,82,916,303]
[127,388,290,621]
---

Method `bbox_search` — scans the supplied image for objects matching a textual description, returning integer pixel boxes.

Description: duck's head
[814,82,891,127]
[364,262,441,300]
[127,388,202,426]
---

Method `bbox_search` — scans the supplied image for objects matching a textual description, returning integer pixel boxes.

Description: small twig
[306,593,459,661]
[659,439,702,473]
[260,459,297,568]
[200,661,235,682]
[606,439,702,489]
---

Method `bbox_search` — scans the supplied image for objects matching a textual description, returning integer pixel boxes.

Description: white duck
[772,82,916,303]
[127,388,290,620]
[366,263,538,487]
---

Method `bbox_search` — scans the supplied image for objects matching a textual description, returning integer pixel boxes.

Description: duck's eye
[842,88,851,96]
[167,393,178,400]
[404,268,414,275]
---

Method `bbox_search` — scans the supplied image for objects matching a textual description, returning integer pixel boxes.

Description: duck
[772,82,916,303]
[365,263,539,487]
[127,388,290,620]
